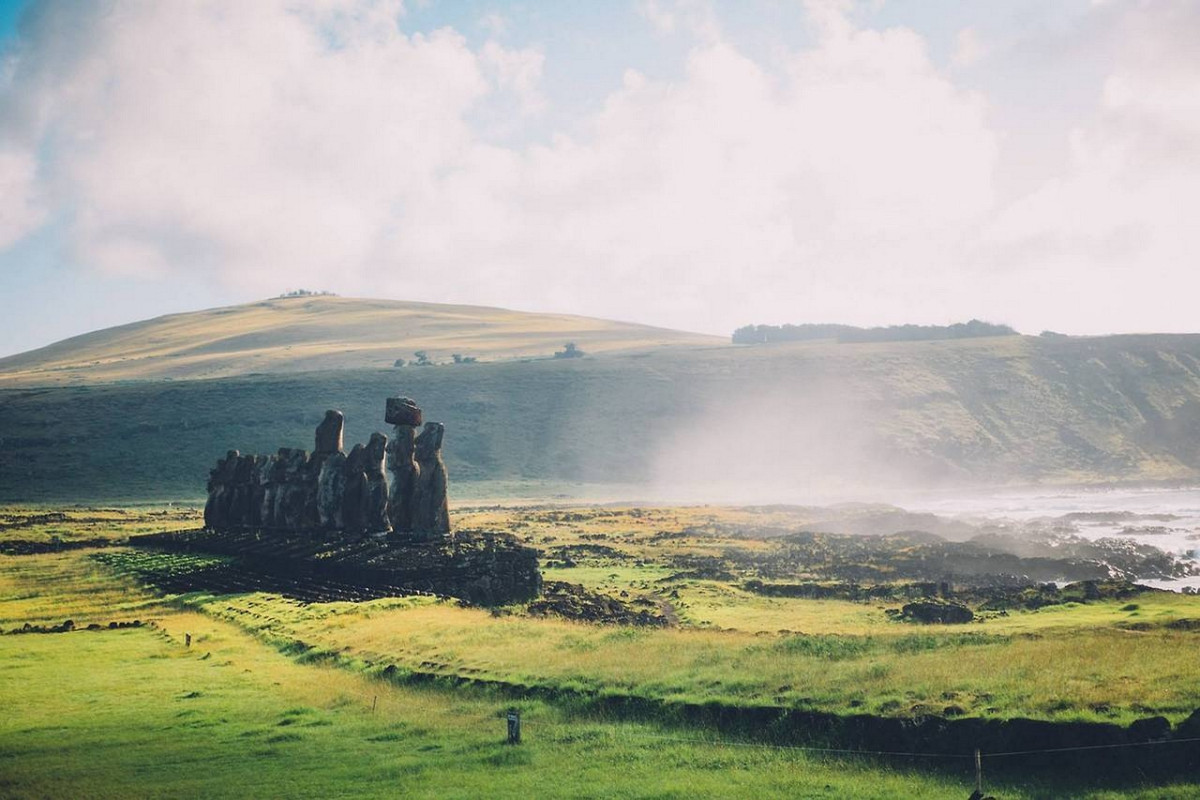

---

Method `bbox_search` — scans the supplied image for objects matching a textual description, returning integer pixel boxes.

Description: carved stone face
[315,409,345,455]
[415,422,444,461]
[366,432,388,464]
[344,443,366,473]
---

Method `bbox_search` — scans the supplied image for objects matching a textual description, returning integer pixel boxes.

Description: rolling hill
[4,297,1200,502]
[0,295,722,386]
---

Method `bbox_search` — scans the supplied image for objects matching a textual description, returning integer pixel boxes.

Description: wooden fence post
[507,710,521,744]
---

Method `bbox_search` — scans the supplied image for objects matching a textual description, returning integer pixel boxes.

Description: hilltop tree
[554,342,584,359]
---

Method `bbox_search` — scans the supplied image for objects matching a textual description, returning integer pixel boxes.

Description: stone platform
[131,528,542,606]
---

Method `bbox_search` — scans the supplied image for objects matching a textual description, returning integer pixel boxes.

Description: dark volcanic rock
[203,449,239,530]
[387,422,419,534]
[1127,716,1171,742]
[385,396,423,427]
[197,400,521,597]
[364,432,390,533]
[132,527,542,606]
[316,451,346,530]
[528,581,670,626]
[314,409,344,455]
[899,600,974,624]
[342,443,368,534]
[273,448,310,531]
[412,422,450,539]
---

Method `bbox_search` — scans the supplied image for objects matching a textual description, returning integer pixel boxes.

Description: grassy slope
[2,618,988,800]
[6,507,1199,728]
[1,545,1198,798]
[0,295,720,385]
[6,331,1200,500]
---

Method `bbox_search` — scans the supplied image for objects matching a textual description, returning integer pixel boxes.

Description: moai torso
[364,432,390,533]
[412,422,450,539]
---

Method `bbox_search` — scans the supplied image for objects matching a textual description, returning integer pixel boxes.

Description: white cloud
[978,1,1200,332]
[0,148,44,249]
[479,41,545,115]
[381,5,998,330]
[27,0,1200,336]
[479,12,508,38]
[636,0,720,42]
[952,27,987,68]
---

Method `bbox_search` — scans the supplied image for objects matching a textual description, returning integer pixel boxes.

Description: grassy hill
[0,295,721,386]
[4,302,1200,501]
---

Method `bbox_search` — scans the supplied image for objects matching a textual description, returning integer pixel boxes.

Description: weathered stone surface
[203,450,239,530]
[315,409,344,455]
[900,600,974,624]
[412,422,449,539]
[272,448,309,531]
[364,432,390,533]
[227,455,256,526]
[342,443,368,534]
[204,400,452,546]
[136,527,542,606]
[316,451,346,530]
[387,424,419,533]
[385,396,422,427]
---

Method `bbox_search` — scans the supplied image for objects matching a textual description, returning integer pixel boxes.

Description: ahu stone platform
[131,527,542,606]
[144,397,541,606]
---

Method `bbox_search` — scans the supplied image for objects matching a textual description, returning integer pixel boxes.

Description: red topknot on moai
[385,397,450,541]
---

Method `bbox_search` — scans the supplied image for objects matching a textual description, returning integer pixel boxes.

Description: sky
[1,0,1198,356]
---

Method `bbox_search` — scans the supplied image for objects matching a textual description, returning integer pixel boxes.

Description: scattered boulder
[528,582,670,626]
[1127,715,1171,742]
[899,600,974,625]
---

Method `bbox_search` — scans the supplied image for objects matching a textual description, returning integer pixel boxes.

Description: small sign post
[506,710,521,745]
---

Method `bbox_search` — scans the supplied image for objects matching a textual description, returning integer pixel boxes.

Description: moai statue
[258,454,280,529]
[384,397,422,534]
[247,454,270,529]
[411,422,450,539]
[341,443,368,535]
[309,411,345,531]
[273,448,309,530]
[317,451,347,530]
[204,450,239,530]
[227,454,256,528]
[314,409,344,455]
[364,432,390,533]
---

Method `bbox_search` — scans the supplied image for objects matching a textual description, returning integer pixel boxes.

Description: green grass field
[3,579,1197,799]
[5,505,1200,797]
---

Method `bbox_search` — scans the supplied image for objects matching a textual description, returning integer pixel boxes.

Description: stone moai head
[213,450,240,483]
[366,433,388,471]
[233,454,255,483]
[315,410,345,455]
[415,422,444,461]
[385,397,422,427]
